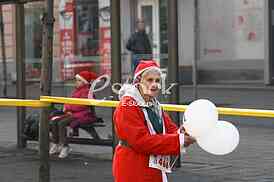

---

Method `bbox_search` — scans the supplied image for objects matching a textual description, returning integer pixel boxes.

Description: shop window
[159,0,168,68]
[24,4,43,80]
[25,5,43,59]
[75,0,99,57]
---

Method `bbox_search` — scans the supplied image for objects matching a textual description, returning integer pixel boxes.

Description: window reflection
[76,0,99,57]
[24,3,43,80]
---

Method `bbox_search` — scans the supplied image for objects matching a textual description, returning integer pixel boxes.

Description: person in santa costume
[113,60,196,182]
[49,70,97,158]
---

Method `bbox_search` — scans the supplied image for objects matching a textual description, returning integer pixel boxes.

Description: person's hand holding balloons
[184,135,196,147]
[178,125,196,147]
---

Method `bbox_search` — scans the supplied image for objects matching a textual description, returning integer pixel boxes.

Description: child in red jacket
[49,70,97,158]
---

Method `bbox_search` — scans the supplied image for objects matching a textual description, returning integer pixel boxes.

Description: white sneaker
[49,143,60,155]
[58,146,72,158]
[67,127,74,137]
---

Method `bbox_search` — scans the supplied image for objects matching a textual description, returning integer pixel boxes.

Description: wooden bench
[24,107,113,146]
[67,117,113,146]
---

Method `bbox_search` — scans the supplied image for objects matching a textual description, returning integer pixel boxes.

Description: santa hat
[134,60,161,80]
[75,71,97,84]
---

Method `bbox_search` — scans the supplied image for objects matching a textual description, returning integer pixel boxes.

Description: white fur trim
[118,84,133,100]
[119,84,148,106]
[134,66,161,80]
[75,74,89,84]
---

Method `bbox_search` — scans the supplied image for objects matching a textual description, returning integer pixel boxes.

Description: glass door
[137,0,160,62]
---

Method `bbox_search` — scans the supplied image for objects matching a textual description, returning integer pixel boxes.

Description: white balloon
[197,120,240,155]
[184,99,218,137]
[183,120,215,138]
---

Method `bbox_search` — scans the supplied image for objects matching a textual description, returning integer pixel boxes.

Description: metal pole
[15,2,26,148]
[110,0,121,151]
[193,0,199,99]
[167,0,180,167]
[39,0,54,181]
[0,5,8,97]
[265,0,271,84]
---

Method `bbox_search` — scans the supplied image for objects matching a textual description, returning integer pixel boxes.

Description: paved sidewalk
[1,84,274,181]
[0,144,113,182]
[0,117,274,182]
[0,120,274,182]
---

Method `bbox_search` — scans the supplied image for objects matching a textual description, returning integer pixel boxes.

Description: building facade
[0,0,271,85]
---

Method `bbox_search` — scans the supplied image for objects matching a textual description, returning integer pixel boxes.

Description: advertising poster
[99,0,111,75]
[59,0,76,80]
[199,0,265,61]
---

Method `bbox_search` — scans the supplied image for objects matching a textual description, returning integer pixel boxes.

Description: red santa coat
[113,95,181,182]
[63,84,96,128]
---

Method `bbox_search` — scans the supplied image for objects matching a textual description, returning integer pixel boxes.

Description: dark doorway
[269,0,274,83]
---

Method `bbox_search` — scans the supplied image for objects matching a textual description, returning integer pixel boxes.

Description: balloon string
[170,147,187,170]
[182,115,186,123]
[170,155,179,169]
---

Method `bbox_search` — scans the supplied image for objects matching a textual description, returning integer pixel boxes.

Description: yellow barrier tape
[2,96,274,118]
[159,104,274,118]
[217,107,274,118]
[40,96,118,108]
[41,96,274,118]
[161,104,187,112]
[0,98,49,107]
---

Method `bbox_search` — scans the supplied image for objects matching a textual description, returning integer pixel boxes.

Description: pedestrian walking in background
[113,60,196,182]
[126,18,152,73]
[49,70,98,158]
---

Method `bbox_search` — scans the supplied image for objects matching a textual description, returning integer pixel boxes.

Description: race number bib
[149,155,172,173]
